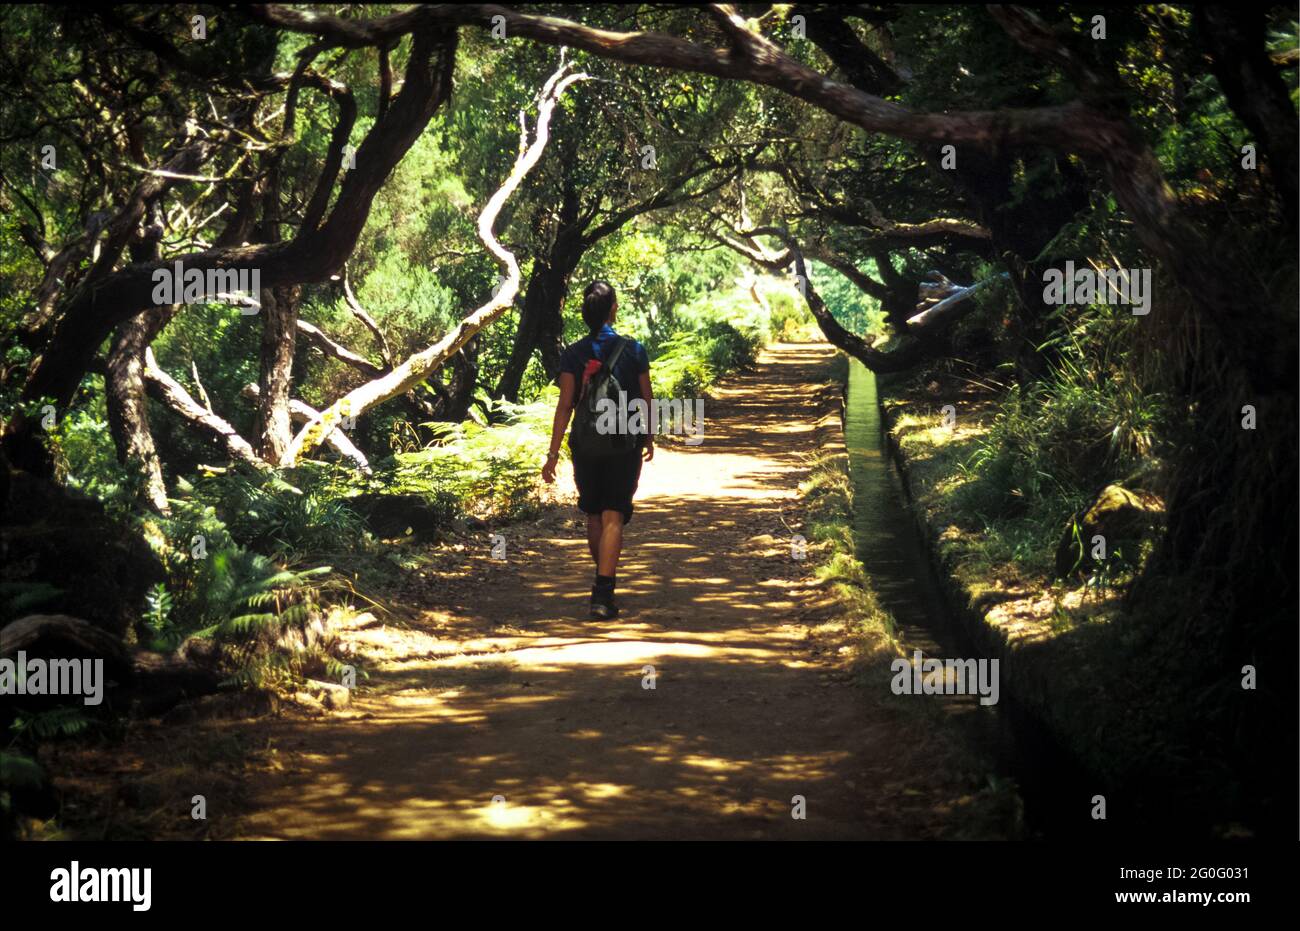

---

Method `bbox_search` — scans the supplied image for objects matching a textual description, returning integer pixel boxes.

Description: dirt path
[231,343,1007,839]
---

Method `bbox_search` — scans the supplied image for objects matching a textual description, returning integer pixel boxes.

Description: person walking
[541,280,653,619]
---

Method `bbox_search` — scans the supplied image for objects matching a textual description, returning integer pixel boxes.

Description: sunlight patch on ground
[565,729,605,740]
[575,782,627,800]
[679,755,734,771]
[457,638,726,667]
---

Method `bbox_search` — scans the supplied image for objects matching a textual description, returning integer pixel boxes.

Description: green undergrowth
[384,396,551,520]
[649,319,763,400]
[47,394,562,684]
[880,311,1168,605]
[800,437,897,661]
[876,352,1263,835]
[800,355,896,656]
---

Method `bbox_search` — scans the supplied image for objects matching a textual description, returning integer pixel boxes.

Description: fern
[0,750,45,791]
[387,396,551,520]
[0,582,63,625]
[10,707,92,743]
[186,552,334,686]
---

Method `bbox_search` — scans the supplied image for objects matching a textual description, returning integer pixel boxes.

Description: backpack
[569,336,638,458]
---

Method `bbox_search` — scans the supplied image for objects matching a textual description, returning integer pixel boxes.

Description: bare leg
[586,514,602,564]
[597,509,624,577]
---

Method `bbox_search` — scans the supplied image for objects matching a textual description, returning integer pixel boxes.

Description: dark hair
[581,280,616,332]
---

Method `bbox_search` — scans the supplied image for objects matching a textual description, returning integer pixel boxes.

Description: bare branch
[804,246,890,302]
[190,361,214,413]
[296,319,386,377]
[143,349,267,469]
[342,268,394,367]
[906,272,1008,328]
[280,63,590,466]
[241,383,371,473]
[377,44,394,120]
[298,72,357,234]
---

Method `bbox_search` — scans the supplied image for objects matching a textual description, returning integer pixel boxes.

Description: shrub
[385,397,550,521]
[950,306,1170,577]
[176,465,367,561]
[650,320,762,399]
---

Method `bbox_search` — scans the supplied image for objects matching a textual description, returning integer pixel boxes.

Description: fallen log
[0,615,133,721]
[0,616,226,717]
[0,614,131,680]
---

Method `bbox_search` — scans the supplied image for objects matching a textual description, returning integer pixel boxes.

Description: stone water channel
[844,359,1091,838]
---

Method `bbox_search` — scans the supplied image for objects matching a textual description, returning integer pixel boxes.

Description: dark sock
[593,574,615,601]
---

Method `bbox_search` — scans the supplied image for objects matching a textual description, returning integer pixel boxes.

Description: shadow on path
[231,343,1005,840]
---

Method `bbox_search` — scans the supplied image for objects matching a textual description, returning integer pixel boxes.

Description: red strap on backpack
[579,358,602,393]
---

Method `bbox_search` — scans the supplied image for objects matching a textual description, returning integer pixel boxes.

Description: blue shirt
[559,324,650,392]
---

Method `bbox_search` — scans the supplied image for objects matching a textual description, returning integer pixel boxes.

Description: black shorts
[572,450,643,523]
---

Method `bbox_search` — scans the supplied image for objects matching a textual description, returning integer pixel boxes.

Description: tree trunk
[938,149,1089,381]
[105,307,173,513]
[1196,6,1299,230]
[254,284,301,462]
[104,230,176,514]
[440,335,479,422]
[870,249,921,331]
[495,239,584,402]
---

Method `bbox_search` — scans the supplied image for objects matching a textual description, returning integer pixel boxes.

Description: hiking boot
[590,589,619,619]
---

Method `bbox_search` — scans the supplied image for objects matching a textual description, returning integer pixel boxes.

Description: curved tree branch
[279,63,590,466]
[296,319,386,378]
[143,349,267,470]
[342,267,394,367]
[240,383,371,474]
